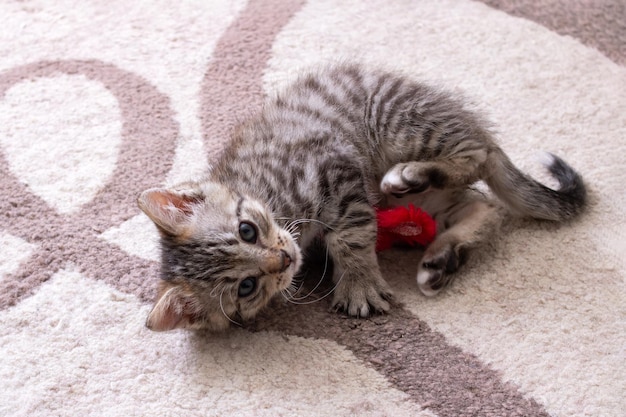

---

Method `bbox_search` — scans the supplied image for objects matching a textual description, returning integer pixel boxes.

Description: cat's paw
[331,273,393,317]
[380,163,430,196]
[417,244,466,296]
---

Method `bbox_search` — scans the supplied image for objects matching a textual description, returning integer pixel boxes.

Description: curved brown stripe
[0,60,178,308]
[0,60,178,229]
[200,0,307,158]
[0,64,62,237]
[251,286,548,417]
[479,0,626,65]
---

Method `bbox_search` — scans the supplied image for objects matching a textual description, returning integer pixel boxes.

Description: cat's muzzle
[279,249,292,272]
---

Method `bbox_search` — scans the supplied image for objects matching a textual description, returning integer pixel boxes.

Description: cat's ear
[145,283,199,331]
[137,187,204,236]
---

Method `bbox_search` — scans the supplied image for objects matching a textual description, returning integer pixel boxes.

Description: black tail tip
[543,152,587,216]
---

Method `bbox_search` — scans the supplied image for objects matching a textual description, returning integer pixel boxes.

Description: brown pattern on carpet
[480,0,626,64]
[200,0,308,159]
[0,60,177,309]
[248,293,549,417]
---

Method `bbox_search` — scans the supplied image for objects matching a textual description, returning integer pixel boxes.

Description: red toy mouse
[375,204,437,252]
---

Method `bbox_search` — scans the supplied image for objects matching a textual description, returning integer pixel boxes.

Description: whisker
[283,217,336,238]
[220,287,242,327]
[280,271,346,305]
[288,218,335,231]
[284,221,297,237]
[286,246,330,301]
[286,277,306,298]
[210,281,226,298]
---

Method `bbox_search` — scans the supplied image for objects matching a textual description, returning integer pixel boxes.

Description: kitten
[138,64,586,331]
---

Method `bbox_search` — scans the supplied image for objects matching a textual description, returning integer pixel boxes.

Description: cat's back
[223,66,375,167]
[215,64,492,197]
[264,64,486,169]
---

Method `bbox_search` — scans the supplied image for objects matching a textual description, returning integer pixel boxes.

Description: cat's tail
[484,149,587,221]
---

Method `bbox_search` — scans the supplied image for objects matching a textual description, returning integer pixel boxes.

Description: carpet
[1,0,624,416]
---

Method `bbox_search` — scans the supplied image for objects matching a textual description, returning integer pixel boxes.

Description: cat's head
[137,181,302,331]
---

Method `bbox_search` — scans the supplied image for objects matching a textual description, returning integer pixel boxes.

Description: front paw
[331,272,393,317]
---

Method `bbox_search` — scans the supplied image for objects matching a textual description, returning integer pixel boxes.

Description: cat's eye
[239,222,257,243]
[238,277,257,297]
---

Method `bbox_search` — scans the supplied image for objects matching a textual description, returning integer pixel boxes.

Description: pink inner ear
[154,191,201,216]
[146,290,201,332]
[147,304,185,331]
[139,188,205,236]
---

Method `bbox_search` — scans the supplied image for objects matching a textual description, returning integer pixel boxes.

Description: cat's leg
[324,205,394,317]
[417,194,502,296]
[380,158,485,196]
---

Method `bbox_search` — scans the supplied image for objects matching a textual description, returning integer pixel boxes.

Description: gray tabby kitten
[138,64,586,331]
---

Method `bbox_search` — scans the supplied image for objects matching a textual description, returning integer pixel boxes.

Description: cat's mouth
[279,249,293,272]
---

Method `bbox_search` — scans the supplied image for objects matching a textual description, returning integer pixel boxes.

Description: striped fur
[138,64,586,331]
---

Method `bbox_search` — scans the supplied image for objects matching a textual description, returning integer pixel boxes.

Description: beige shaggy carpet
[1,1,624,416]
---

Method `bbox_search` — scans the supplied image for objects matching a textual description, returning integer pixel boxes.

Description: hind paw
[417,244,465,296]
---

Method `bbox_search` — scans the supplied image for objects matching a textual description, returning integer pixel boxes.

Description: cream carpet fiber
[1,1,624,416]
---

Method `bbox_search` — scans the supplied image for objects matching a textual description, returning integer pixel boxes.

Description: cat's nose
[264,250,292,274]
[280,250,292,272]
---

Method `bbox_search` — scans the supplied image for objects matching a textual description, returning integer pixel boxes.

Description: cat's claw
[331,278,393,317]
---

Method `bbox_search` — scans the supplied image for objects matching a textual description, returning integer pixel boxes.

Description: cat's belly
[382,188,475,215]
